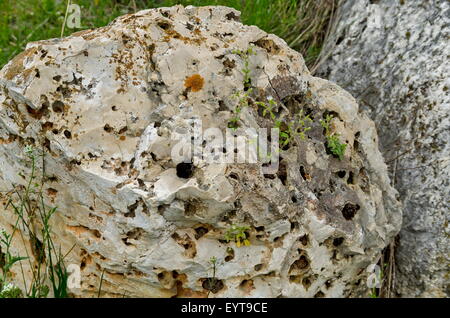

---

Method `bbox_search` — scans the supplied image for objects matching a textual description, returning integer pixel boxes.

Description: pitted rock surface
[318,0,449,297]
[0,5,401,297]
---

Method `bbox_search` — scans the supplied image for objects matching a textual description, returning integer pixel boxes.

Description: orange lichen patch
[4,47,38,80]
[184,74,204,92]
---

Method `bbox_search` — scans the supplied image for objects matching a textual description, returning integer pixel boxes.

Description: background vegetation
[0,0,337,70]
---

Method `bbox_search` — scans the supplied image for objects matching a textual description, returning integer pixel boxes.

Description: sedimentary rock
[0,5,401,297]
[318,0,449,297]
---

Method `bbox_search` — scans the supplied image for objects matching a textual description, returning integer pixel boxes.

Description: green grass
[0,0,336,70]
[0,146,73,298]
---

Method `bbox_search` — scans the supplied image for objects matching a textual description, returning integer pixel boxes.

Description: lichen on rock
[0,5,401,297]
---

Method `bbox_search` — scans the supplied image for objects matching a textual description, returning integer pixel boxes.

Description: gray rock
[0,5,401,297]
[318,0,449,297]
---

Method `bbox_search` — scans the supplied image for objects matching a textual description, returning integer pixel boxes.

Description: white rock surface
[0,5,401,297]
[318,0,449,297]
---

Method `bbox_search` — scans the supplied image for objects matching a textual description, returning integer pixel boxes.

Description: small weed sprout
[256,98,277,120]
[276,120,292,148]
[294,109,313,140]
[203,256,220,296]
[273,107,312,148]
[320,114,347,160]
[228,90,252,130]
[224,225,250,247]
[0,230,27,298]
[232,45,255,89]
[228,46,256,129]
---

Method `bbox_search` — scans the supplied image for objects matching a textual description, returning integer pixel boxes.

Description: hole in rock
[302,277,312,290]
[300,166,311,181]
[225,247,234,262]
[52,100,64,113]
[239,279,254,293]
[347,171,355,185]
[314,291,325,298]
[290,222,299,231]
[157,21,172,30]
[225,11,239,21]
[253,38,280,55]
[125,201,139,218]
[103,124,113,133]
[263,173,276,180]
[337,171,346,178]
[202,278,224,294]
[342,203,360,220]
[194,226,209,240]
[333,237,344,247]
[354,132,360,152]
[277,162,287,186]
[299,234,309,246]
[176,162,194,179]
[290,255,309,272]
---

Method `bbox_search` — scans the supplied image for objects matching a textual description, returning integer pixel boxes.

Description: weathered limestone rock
[318,0,449,297]
[0,5,401,297]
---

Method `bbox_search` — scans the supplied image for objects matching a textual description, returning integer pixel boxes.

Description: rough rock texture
[318,0,449,297]
[0,5,401,297]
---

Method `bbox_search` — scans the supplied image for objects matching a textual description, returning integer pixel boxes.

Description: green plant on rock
[275,119,292,148]
[272,107,313,148]
[224,225,250,248]
[0,145,73,298]
[229,45,314,151]
[232,45,255,89]
[0,282,23,298]
[255,98,277,121]
[320,114,347,160]
[293,109,313,140]
[0,230,27,298]
[203,256,223,295]
[227,46,257,130]
[228,90,252,130]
